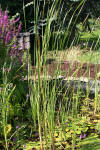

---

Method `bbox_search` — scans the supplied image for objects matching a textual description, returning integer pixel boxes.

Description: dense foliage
[0,1,100,149]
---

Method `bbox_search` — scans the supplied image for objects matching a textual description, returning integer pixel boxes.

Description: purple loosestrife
[0,7,22,63]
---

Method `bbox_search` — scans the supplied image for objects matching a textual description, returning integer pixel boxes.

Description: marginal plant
[0,6,21,68]
[0,5,21,150]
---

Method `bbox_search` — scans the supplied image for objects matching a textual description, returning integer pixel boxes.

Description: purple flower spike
[80,135,82,140]
[80,133,86,140]
[0,7,22,63]
[83,133,86,138]
[3,10,8,21]
[5,30,11,44]
[13,16,20,24]
[18,23,21,32]
[16,125,19,129]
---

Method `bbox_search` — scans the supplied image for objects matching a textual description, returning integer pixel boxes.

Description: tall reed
[24,0,91,149]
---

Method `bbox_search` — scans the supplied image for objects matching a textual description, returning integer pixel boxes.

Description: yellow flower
[7,124,12,134]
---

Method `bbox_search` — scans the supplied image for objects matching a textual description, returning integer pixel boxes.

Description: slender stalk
[23,0,26,31]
